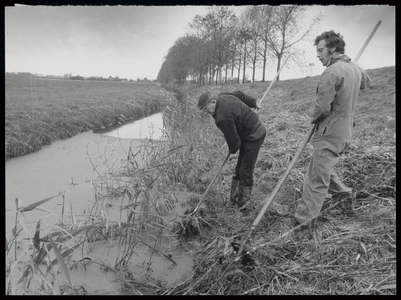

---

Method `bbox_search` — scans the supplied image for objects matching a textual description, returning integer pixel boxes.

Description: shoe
[332,190,352,202]
[293,218,316,231]
[341,197,356,216]
[329,176,352,198]
[272,203,290,217]
[322,191,351,213]
[332,192,355,216]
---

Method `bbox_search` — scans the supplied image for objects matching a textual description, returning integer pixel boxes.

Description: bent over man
[198,91,266,210]
[295,30,371,224]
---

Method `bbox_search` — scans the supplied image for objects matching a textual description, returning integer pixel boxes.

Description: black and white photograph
[5,3,395,295]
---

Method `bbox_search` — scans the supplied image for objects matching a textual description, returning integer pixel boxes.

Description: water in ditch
[6,113,196,295]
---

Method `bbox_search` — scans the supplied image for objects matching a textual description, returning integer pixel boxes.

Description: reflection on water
[5,113,166,235]
[5,133,139,236]
[103,113,166,140]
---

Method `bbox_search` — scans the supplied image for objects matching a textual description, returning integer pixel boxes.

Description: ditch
[6,110,197,295]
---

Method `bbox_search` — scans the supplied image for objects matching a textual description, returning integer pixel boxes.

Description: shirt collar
[327,54,351,66]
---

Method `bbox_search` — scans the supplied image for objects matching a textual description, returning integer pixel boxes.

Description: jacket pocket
[321,118,332,137]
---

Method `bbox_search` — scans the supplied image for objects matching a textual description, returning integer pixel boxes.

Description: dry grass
[156,66,396,295]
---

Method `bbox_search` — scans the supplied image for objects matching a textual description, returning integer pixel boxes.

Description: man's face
[316,39,335,67]
[203,100,216,115]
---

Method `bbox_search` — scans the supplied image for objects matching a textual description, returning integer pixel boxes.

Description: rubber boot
[230,178,239,205]
[238,186,252,211]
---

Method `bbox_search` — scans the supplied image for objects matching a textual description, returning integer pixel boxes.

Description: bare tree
[157,5,320,85]
[243,6,262,83]
[195,7,237,85]
[188,15,211,84]
[255,5,274,82]
[228,28,240,80]
[263,5,321,81]
[238,27,253,84]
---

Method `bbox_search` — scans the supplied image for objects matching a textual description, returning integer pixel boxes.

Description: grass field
[6,66,395,295]
[5,75,167,160]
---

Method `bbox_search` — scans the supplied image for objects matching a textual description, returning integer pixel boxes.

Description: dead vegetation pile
[157,67,395,295]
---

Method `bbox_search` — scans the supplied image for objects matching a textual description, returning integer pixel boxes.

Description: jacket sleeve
[310,70,337,124]
[216,119,241,154]
[219,91,257,108]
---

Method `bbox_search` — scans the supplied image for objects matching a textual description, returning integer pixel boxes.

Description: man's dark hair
[314,30,346,54]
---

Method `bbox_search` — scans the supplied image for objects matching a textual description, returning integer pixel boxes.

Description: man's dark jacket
[213,91,266,154]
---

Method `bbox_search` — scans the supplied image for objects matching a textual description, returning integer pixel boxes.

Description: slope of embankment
[158,65,395,295]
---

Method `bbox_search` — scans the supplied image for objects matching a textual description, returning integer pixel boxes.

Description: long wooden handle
[190,153,230,216]
[257,56,290,107]
[237,19,382,257]
[237,125,315,255]
[354,20,381,62]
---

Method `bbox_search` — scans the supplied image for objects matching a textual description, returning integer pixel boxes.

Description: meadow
[5,75,167,160]
[5,66,395,295]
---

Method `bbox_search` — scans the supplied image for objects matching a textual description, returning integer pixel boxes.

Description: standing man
[294,30,371,224]
[198,91,266,210]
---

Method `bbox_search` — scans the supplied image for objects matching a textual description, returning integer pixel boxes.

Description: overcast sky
[5,4,395,81]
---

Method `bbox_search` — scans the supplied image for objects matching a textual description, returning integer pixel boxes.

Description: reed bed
[5,83,223,295]
[6,194,95,295]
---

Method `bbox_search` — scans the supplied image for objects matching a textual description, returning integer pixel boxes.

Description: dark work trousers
[233,132,266,187]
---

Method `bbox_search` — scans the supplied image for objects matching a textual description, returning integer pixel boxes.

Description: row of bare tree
[157,5,321,85]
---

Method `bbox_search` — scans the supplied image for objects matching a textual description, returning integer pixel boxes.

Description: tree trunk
[276,55,282,82]
[231,56,235,80]
[252,60,256,83]
[261,39,268,82]
[252,46,257,83]
[262,55,267,82]
[242,45,247,83]
[237,55,241,85]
